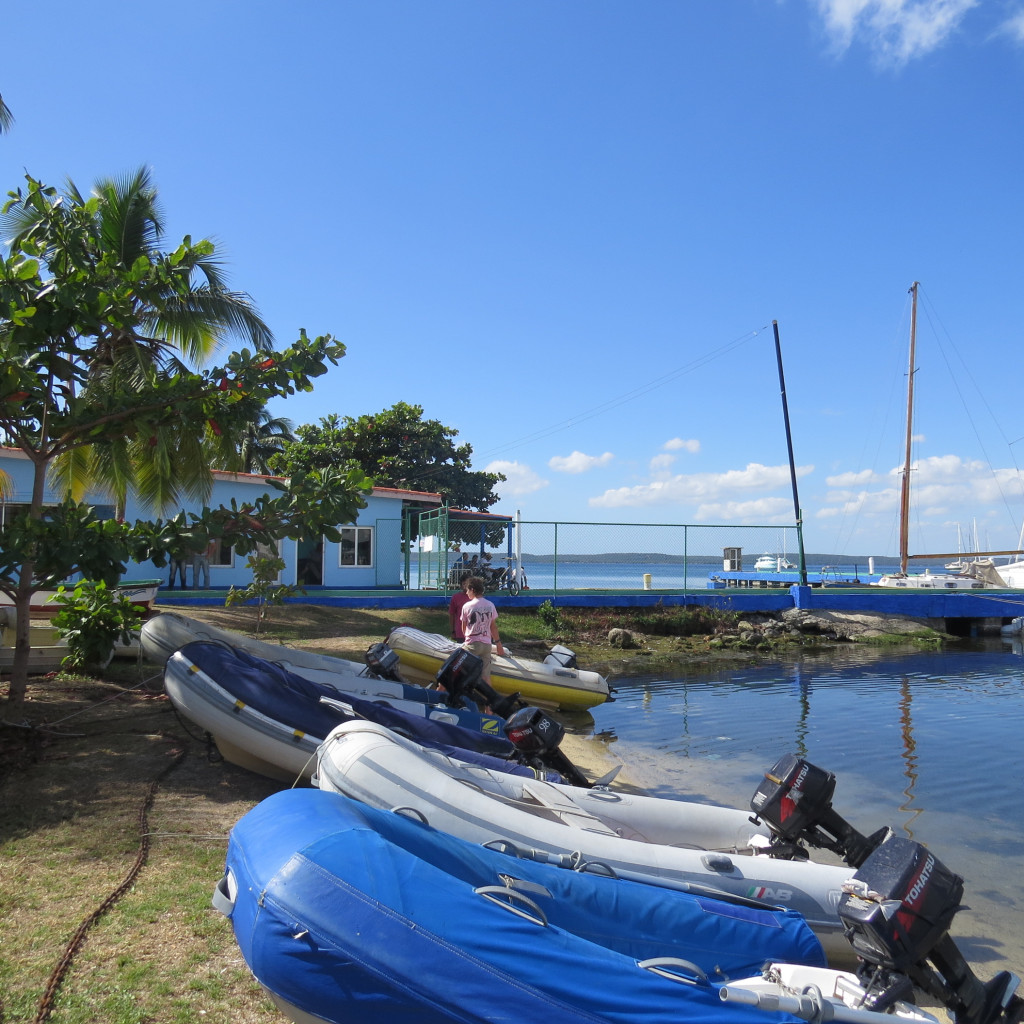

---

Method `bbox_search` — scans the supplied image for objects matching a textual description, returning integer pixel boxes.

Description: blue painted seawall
[161,584,1024,627]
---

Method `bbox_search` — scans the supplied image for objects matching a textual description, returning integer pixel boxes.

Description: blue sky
[4,1,1024,558]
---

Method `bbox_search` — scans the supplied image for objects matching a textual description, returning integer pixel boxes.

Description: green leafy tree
[271,404,505,542]
[0,94,13,135]
[4,167,273,515]
[0,172,371,720]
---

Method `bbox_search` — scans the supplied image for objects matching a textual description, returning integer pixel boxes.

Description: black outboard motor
[504,707,591,790]
[839,835,1023,1024]
[364,642,404,682]
[750,752,891,867]
[434,648,522,718]
[435,649,592,789]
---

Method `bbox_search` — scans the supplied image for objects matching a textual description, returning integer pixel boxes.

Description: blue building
[0,447,441,590]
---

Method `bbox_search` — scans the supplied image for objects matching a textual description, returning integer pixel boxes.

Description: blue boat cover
[178,641,514,757]
[223,788,826,1024]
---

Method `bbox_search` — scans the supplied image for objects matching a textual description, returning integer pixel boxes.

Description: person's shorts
[463,640,493,682]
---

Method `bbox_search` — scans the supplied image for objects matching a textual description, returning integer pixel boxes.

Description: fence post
[683,525,689,594]
[553,523,558,595]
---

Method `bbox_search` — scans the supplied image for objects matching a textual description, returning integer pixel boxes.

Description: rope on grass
[32,737,187,1024]
[43,672,165,727]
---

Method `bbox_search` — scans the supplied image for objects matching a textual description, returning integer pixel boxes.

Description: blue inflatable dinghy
[216,788,827,1024]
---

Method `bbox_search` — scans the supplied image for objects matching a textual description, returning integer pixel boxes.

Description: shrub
[536,599,561,631]
[52,579,144,672]
[225,550,304,632]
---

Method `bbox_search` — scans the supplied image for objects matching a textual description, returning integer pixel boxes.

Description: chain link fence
[411,510,802,595]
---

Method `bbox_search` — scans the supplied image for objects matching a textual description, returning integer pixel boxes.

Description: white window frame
[339,526,373,568]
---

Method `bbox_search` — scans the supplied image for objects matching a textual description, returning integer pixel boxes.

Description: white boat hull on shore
[315,719,854,963]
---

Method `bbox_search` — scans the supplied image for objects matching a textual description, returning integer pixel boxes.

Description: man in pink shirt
[459,576,504,684]
[448,578,471,641]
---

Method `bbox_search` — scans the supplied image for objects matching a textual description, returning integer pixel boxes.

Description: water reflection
[897,677,922,838]
[590,639,1024,976]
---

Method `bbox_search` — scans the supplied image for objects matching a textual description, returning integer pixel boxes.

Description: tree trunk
[1,457,50,723]
[2,569,38,722]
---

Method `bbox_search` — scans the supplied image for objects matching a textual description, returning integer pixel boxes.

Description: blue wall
[0,450,409,590]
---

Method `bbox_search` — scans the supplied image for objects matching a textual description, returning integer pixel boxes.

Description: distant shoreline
[444,551,911,567]
[414,551,957,569]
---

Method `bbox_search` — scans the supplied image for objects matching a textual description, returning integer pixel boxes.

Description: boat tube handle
[637,958,710,986]
[473,886,548,927]
[211,872,236,918]
[390,805,430,824]
[573,858,618,878]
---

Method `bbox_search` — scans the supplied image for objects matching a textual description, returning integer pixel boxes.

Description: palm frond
[92,167,163,263]
[0,94,14,134]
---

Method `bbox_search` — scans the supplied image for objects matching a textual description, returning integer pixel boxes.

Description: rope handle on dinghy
[637,958,711,986]
[391,805,430,824]
[473,886,548,926]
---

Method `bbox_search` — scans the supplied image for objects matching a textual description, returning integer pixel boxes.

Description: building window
[212,539,233,566]
[340,526,373,567]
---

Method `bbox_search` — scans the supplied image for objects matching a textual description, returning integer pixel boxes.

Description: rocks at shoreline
[601,608,942,657]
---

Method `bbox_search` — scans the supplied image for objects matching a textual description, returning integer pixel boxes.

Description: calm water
[513,560,889,589]
[572,639,1024,979]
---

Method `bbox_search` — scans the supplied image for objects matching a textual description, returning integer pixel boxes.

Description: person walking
[459,576,503,684]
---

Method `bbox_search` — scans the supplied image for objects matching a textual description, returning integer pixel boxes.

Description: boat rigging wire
[369,323,769,492]
[917,285,1024,542]
[473,325,768,464]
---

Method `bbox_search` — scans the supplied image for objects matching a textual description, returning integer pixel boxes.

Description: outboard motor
[839,835,1023,1024]
[435,651,592,789]
[751,755,1024,1024]
[750,752,891,866]
[504,706,591,789]
[435,648,521,718]
[364,642,404,682]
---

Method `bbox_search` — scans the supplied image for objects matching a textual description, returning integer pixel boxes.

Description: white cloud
[815,453,1024,550]
[649,453,677,475]
[825,468,883,487]
[589,462,813,509]
[1000,9,1024,42]
[548,450,614,474]
[486,460,548,496]
[813,0,979,64]
[663,437,700,453]
[694,497,797,521]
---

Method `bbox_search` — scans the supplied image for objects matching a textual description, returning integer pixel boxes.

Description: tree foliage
[0,94,13,135]
[218,407,296,475]
[0,172,370,718]
[271,403,505,541]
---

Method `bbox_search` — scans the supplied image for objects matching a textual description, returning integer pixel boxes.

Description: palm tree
[0,94,13,134]
[5,168,275,514]
[231,409,296,475]
[5,167,272,373]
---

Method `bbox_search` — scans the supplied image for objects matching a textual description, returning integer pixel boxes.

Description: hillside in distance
[518,551,906,566]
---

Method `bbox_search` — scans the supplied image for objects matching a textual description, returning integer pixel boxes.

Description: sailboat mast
[772,320,808,585]
[898,282,919,574]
